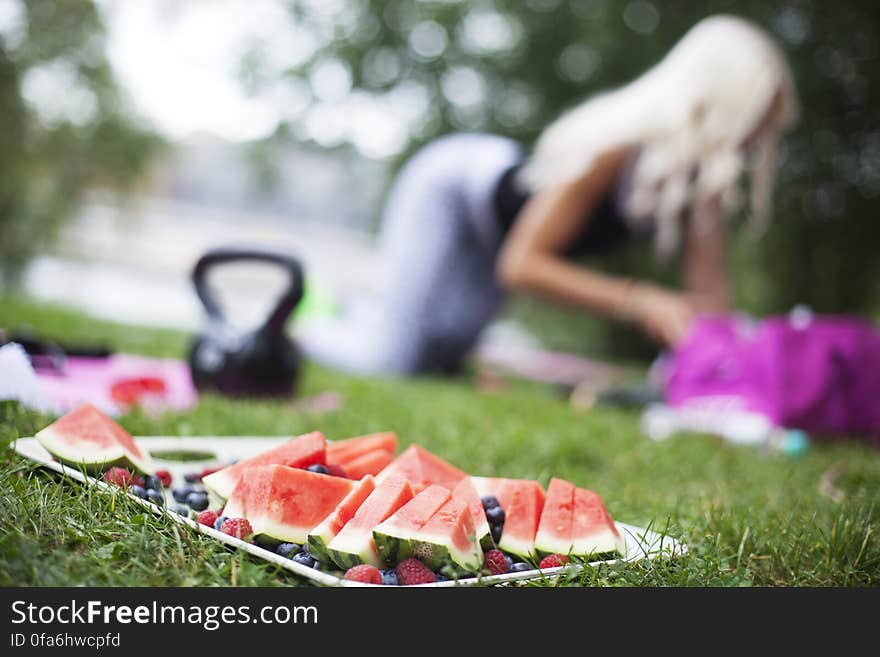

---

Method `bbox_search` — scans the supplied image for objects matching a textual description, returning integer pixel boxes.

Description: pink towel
[34,354,199,416]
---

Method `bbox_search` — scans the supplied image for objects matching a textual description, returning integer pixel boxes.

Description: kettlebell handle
[192,247,304,334]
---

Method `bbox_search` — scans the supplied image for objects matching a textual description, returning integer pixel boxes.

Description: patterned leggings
[297,133,522,375]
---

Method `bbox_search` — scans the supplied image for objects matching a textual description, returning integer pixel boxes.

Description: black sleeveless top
[492,161,638,256]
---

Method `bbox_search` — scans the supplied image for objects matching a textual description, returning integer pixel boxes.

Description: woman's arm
[496,146,699,347]
[682,194,731,313]
[496,146,635,314]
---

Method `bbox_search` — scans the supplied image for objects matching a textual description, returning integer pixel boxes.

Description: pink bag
[663,312,880,442]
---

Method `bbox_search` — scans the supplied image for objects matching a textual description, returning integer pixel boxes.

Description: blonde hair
[519,15,800,257]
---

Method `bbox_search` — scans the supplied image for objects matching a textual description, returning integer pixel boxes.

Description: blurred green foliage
[258,0,879,354]
[0,0,162,286]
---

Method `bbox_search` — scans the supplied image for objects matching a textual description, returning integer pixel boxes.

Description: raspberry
[344,564,383,584]
[197,509,220,527]
[396,558,436,586]
[155,469,172,487]
[483,549,510,575]
[325,463,348,478]
[539,553,569,569]
[103,467,134,488]
[220,517,253,540]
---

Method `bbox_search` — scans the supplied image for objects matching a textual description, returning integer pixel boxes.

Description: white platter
[13,435,685,587]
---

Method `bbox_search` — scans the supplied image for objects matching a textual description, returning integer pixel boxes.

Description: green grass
[1,295,879,586]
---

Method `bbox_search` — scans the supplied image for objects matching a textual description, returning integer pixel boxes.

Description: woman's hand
[626,283,698,348]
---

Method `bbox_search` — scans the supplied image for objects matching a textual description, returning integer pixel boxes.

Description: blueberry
[146,489,165,506]
[171,485,192,503]
[183,472,201,483]
[380,569,399,586]
[275,543,300,559]
[491,523,503,544]
[306,464,329,475]
[481,495,500,510]
[292,551,316,568]
[485,505,505,525]
[143,475,162,491]
[213,515,228,531]
[510,562,532,573]
[186,491,209,511]
[435,572,450,582]
[173,505,190,517]
[131,485,148,500]
[189,484,206,494]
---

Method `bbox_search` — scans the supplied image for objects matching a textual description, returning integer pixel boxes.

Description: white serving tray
[13,436,685,587]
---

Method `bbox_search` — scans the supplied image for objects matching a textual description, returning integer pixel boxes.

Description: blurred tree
[257,0,879,354]
[0,0,162,286]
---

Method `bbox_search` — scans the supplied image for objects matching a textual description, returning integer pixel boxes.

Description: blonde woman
[299,15,800,375]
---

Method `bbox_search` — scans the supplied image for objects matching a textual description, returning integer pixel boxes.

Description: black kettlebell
[188,247,304,398]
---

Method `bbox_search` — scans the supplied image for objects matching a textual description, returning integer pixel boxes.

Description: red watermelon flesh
[202,432,327,501]
[408,498,483,573]
[570,487,624,557]
[472,476,546,560]
[327,432,397,463]
[222,464,354,543]
[377,445,467,493]
[338,448,395,480]
[307,475,376,562]
[326,476,414,568]
[371,484,452,565]
[452,478,494,551]
[35,403,154,474]
[534,478,576,556]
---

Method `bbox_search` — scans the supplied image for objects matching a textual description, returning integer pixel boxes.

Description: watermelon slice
[222,464,354,544]
[570,486,624,557]
[372,484,452,566]
[376,445,467,493]
[408,498,483,574]
[535,478,624,558]
[35,404,154,474]
[339,449,395,480]
[327,432,397,464]
[326,476,414,569]
[307,475,376,563]
[472,476,546,560]
[202,432,327,501]
[452,478,495,552]
[534,478,576,556]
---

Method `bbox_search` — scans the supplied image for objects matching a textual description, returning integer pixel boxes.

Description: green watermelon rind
[407,527,483,575]
[325,530,381,570]
[36,427,155,475]
[306,519,346,565]
[534,528,625,559]
[498,533,537,562]
[371,525,413,567]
